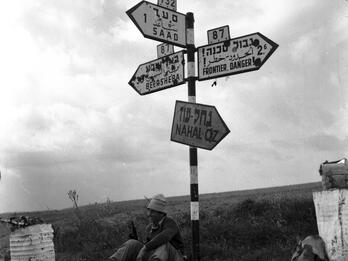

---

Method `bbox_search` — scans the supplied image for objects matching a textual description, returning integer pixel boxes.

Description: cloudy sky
[0,0,347,213]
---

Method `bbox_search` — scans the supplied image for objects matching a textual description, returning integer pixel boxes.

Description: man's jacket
[144,215,184,252]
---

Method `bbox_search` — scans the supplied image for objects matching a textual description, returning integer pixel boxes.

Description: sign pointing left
[129,51,185,95]
[126,1,187,48]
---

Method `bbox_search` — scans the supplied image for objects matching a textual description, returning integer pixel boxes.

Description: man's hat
[147,194,167,214]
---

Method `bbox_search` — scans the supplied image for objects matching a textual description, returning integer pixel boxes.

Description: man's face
[147,209,164,224]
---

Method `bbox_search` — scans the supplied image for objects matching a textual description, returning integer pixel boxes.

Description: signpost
[126,2,278,260]
[126,1,186,47]
[129,51,185,95]
[197,32,278,81]
[207,25,230,44]
[157,42,174,58]
[171,101,230,150]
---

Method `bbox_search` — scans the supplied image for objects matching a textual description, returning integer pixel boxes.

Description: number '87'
[208,27,229,43]
[212,29,224,40]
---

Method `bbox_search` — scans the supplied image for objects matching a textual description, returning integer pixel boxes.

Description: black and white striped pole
[127,2,244,259]
[186,12,200,261]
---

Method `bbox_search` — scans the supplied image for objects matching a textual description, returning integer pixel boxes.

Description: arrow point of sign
[125,1,138,18]
[259,33,279,68]
[126,1,147,38]
[128,51,185,96]
[126,1,143,17]
[171,101,230,150]
[211,105,230,149]
[126,1,186,48]
[256,32,279,50]
[128,68,145,96]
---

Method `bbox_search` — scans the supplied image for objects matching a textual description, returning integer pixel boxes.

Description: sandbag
[10,224,55,261]
[319,158,348,190]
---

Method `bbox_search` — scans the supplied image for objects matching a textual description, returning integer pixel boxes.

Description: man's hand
[136,246,147,261]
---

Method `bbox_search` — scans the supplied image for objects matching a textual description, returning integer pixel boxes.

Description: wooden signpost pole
[186,12,200,261]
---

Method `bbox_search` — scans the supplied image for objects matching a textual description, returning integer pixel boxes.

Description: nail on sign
[197,32,278,81]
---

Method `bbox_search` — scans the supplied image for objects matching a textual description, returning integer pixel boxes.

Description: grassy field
[0,182,322,261]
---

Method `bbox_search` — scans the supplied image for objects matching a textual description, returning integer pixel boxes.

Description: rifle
[127,220,138,240]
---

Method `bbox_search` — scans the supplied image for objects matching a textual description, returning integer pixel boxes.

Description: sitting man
[291,235,329,261]
[109,194,185,261]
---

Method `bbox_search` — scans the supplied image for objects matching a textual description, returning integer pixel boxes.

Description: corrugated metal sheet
[313,189,348,261]
[10,224,55,261]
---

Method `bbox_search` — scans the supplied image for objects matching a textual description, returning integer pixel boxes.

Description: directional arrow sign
[129,51,185,95]
[197,32,278,81]
[126,1,186,48]
[171,101,230,150]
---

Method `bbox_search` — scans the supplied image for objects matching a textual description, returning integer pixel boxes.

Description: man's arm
[144,218,178,251]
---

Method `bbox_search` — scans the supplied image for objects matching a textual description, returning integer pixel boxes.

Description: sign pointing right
[171,101,230,150]
[197,32,278,81]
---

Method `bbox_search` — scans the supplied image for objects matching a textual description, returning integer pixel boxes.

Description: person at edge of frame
[108,194,186,261]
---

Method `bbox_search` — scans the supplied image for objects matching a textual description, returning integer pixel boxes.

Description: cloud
[93,0,126,34]
[271,139,299,150]
[0,96,181,177]
[1,0,348,213]
[305,134,348,152]
[2,151,80,169]
[224,141,284,162]
[19,0,152,70]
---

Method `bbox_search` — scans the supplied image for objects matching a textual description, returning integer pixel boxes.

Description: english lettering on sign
[197,32,278,81]
[153,27,179,41]
[171,101,230,150]
[129,51,185,95]
[126,1,186,48]
[145,73,181,91]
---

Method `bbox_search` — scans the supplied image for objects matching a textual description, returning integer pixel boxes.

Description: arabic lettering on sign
[200,38,265,74]
[143,54,181,91]
[197,33,277,80]
[130,51,185,95]
[126,1,186,47]
[150,6,180,42]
